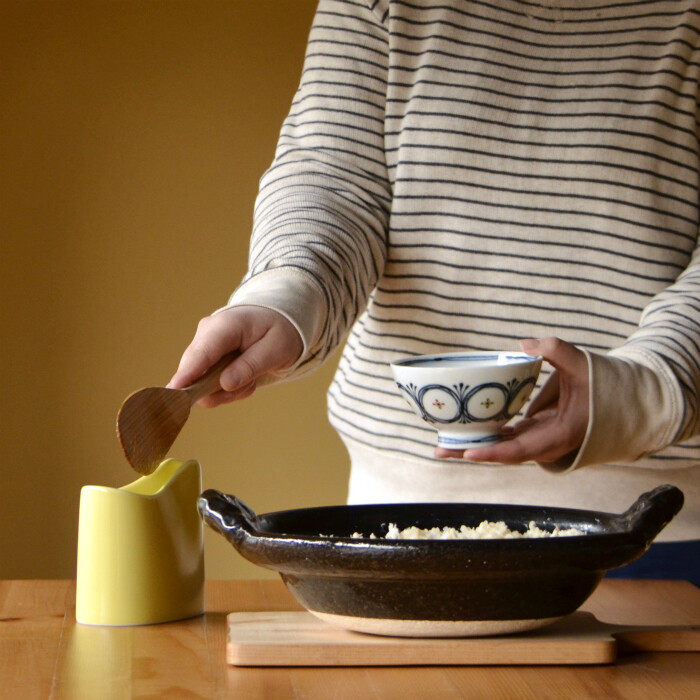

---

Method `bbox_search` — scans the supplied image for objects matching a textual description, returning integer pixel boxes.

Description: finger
[461,437,533,465]
[435,416,543,460]
[434,446,468,459]
[168,316,243,389]
[462,415,579,465]
[219,323,302,393]
[196,380,258,408]
[434,412,557,461]
[500,414,551,436]
[524,337,588,378]
[525,370,559,418]
[521,337,588,417]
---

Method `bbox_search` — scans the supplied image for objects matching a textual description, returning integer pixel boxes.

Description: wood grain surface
[2,579,699,699]
[225,608,700,667]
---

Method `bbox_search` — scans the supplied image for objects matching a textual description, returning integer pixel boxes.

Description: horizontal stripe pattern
[245,0,700,467]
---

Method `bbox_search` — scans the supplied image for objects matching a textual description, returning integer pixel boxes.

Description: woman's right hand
[167,305,304,407]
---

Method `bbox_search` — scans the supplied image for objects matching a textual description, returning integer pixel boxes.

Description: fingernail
[220,371,240,392]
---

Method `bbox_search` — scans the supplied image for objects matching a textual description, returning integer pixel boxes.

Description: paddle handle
[184,351,240,404]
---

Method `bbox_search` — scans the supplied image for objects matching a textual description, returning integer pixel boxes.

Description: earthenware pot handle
[616,484,684,544]
[198,490,259,543]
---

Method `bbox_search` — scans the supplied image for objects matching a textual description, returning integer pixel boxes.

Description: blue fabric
[605,540,700,586]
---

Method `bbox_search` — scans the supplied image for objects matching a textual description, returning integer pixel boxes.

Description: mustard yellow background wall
[1,0,351,580]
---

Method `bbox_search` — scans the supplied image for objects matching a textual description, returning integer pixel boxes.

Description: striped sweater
[227,0,700,540]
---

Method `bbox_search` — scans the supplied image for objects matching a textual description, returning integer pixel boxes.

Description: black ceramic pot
[198,484,683,637]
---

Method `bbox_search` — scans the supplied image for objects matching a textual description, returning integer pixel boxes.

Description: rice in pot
[349,520,584,539]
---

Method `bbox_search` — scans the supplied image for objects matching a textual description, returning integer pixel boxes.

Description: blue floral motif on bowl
[396,376,537,426]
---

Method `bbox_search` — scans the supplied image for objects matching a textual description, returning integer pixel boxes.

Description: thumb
[521,337,587,375]
[520,337,588,416]
[219,327,302,392]
[525,370,559,418]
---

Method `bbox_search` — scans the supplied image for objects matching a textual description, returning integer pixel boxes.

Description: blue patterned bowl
[390,351,542,449]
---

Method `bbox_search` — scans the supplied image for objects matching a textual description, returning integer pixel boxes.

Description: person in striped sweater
[169,0,700,581]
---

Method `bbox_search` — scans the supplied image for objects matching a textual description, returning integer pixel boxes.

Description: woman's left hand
[434,337,589,467]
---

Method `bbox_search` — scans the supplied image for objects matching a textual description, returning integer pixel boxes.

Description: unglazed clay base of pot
[310,611,562,638]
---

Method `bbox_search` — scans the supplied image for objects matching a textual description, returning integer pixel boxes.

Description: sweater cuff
[215,267,327,362]
[540,349,682,473]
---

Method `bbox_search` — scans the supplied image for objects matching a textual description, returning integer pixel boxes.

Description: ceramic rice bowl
[198,485,683,638]
[390,351,542,449]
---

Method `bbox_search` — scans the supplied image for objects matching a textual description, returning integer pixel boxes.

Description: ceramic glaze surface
[198,485,683,638]
[76,458,205,626]
[390,351,542,448]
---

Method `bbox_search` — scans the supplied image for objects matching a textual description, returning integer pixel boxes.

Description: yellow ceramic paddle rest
[76,458,205,625]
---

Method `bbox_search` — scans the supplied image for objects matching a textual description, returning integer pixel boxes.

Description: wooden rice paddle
[117,352,239,474]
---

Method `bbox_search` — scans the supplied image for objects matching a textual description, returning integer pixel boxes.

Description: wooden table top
[2,578,699,699]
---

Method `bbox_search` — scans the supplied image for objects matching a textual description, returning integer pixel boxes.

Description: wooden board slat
[227,611,619,667]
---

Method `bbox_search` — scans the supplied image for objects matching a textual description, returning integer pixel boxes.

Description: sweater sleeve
[223,0,391,379]
[546,239,700,472]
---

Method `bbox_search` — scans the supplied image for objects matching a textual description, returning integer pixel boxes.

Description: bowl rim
[390,350,543,368]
